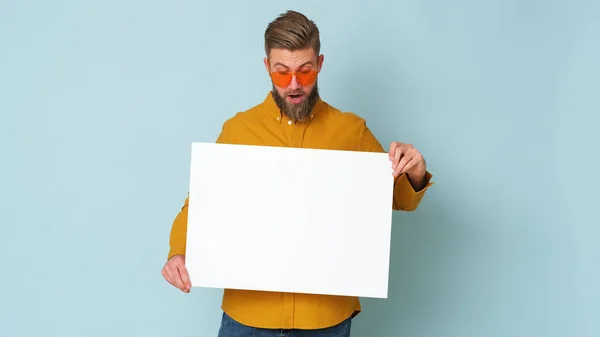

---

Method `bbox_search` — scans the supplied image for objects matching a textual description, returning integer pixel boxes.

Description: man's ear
[317,54,324,72]
[264,57,270,74]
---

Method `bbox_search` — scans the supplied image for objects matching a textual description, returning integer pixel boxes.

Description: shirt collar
[263,91,326,123]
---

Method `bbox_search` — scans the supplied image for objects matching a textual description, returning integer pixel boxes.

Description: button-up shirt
[167,92,433,329]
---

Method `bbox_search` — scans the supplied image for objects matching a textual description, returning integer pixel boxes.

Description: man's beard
[272,82,319,123]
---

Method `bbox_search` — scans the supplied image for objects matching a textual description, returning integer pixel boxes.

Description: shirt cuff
[392,171,433,211]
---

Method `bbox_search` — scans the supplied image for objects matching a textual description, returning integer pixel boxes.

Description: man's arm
[360,126,433,211]
[167,197,189,259]
[163,197,191,292]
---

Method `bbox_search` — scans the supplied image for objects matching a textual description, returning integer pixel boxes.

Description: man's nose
[288,75,301,90]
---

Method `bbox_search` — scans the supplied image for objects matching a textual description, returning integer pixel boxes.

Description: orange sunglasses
[270,68,319,87]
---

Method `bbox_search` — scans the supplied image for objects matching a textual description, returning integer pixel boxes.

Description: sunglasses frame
[267,60,320,87]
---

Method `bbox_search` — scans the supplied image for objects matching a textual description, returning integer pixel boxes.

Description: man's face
[264,47,324,122]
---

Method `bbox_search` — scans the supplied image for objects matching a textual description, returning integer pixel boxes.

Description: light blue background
[2,0,598,336]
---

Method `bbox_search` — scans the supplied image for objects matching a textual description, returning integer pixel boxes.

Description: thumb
[178,264,192,290]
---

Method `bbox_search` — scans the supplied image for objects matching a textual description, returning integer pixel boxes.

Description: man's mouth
[287,93,304,104]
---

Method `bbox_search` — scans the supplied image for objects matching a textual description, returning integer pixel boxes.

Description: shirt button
[288,120,292,125]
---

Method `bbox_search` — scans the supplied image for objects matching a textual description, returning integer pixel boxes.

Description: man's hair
[264,10,320,57]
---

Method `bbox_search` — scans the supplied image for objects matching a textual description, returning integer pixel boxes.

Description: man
[161,10,433,337]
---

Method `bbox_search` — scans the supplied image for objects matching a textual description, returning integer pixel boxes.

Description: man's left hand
[389,141,427,189]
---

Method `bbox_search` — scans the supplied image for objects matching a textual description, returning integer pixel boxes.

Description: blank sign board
[185,142,394,298]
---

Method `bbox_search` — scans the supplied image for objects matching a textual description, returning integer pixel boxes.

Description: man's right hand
[161,254,191,293]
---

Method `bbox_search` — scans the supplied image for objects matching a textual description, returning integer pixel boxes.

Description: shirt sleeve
[359,126,433,211]
[167,196,189,259]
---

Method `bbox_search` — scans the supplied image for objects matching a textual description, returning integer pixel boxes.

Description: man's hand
[389,141,427,190]
[161,254,191,293]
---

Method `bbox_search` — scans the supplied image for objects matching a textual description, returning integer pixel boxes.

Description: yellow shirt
[167,92,433,329]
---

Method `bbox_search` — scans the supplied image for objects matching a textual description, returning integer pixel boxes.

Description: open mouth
[287,93,304,104]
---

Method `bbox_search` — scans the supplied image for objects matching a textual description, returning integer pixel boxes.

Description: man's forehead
[269,48,316,66]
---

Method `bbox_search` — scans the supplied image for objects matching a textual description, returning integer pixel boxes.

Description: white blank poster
[185,142,394,298]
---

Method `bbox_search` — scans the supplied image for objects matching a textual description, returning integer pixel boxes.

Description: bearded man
[161,9,433,337]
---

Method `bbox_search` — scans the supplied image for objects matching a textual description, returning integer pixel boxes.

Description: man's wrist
[406,170,427,191]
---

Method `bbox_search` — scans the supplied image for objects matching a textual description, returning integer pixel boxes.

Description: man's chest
[229,118,364,152]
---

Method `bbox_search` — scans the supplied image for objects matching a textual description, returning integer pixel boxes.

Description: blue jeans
[217,312,352,337]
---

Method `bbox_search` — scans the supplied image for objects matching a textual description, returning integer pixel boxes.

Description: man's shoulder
[221,99,267,127]
[321,100,368,128]
[215,96,275,145]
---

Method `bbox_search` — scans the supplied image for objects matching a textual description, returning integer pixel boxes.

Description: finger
[169,265,185,291]
[400,157,418,175]
[404,153,425,174]
[394,153,412,177]
[392,146,403,170]
[178,265,192,292]
[388,142,399,161]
